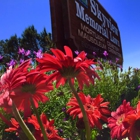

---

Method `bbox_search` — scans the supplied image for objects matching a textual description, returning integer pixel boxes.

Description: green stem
[68,79,91,140]
[30,97,48,140]
[137,136,140,140]
[80,129,86,140]
[18,131,29,140]
[12,103,36,140]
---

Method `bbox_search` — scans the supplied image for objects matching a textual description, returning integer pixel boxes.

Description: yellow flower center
[116,114,125,126]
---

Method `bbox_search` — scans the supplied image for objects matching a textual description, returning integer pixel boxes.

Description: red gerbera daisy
[36,46,99,89]
[67,92,110,129]
[28,113,64,140]
[10,70,53,117]
[0,60,31,111]
[122,101,140,140]
[4,117,36,138]
[5,118,21,135]
[5,114,64,140]
[0,90,12,112]
[108,100,135,139]
[0,59,31,91]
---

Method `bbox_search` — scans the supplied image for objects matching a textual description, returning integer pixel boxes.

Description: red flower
[122,101,140,140]
[10,70,53,117]
[0,60,31,111]
[0,59,30,91]
[28,114,64,140]
[67,92,110,129]
[108,100,134,139]
[36,46,99,89]
[4,114,64,140]
[4,117,36,138]
[5,118,20,135]
[0,90,12,112]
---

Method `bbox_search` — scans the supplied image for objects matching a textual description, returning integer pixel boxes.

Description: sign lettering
[49,0,123,65]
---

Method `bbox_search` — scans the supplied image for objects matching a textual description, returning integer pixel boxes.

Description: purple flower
[58,128,63,134]
[93,52,96,56]
[19,58,24,64]
[103,51,108,56]
[63,118,68,121]
[74,50,79,55]
[7,59,16,67]
[25,50,31,56]
[18,48,25,55]
[34,49,43,59]
[136,85,140,91]
[116,58,119,63]
[62,107,66,112]
[0,55,3,60]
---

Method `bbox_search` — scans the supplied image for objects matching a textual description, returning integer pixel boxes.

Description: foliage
[0,25,55,66]
[38,84,80,140]
[83,59,140,111]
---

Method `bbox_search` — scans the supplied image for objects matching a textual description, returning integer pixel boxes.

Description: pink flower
[108,100,135,139]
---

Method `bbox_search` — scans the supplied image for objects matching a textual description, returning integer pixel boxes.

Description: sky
[0,0,140,71]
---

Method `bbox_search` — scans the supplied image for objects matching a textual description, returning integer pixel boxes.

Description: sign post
[50,0,123,65]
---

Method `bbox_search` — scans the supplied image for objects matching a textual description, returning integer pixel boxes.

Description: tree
[0,25,55,69]
[20,25,40,52]
[39,28,55,53]
[0,36,19,67]
[6,35,19,59]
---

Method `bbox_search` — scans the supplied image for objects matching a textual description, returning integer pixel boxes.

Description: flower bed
[0,46,140,140]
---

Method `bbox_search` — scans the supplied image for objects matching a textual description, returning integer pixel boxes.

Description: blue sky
[0,0,140,71]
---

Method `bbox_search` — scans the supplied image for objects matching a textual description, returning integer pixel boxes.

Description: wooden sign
[49,0,123,65]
